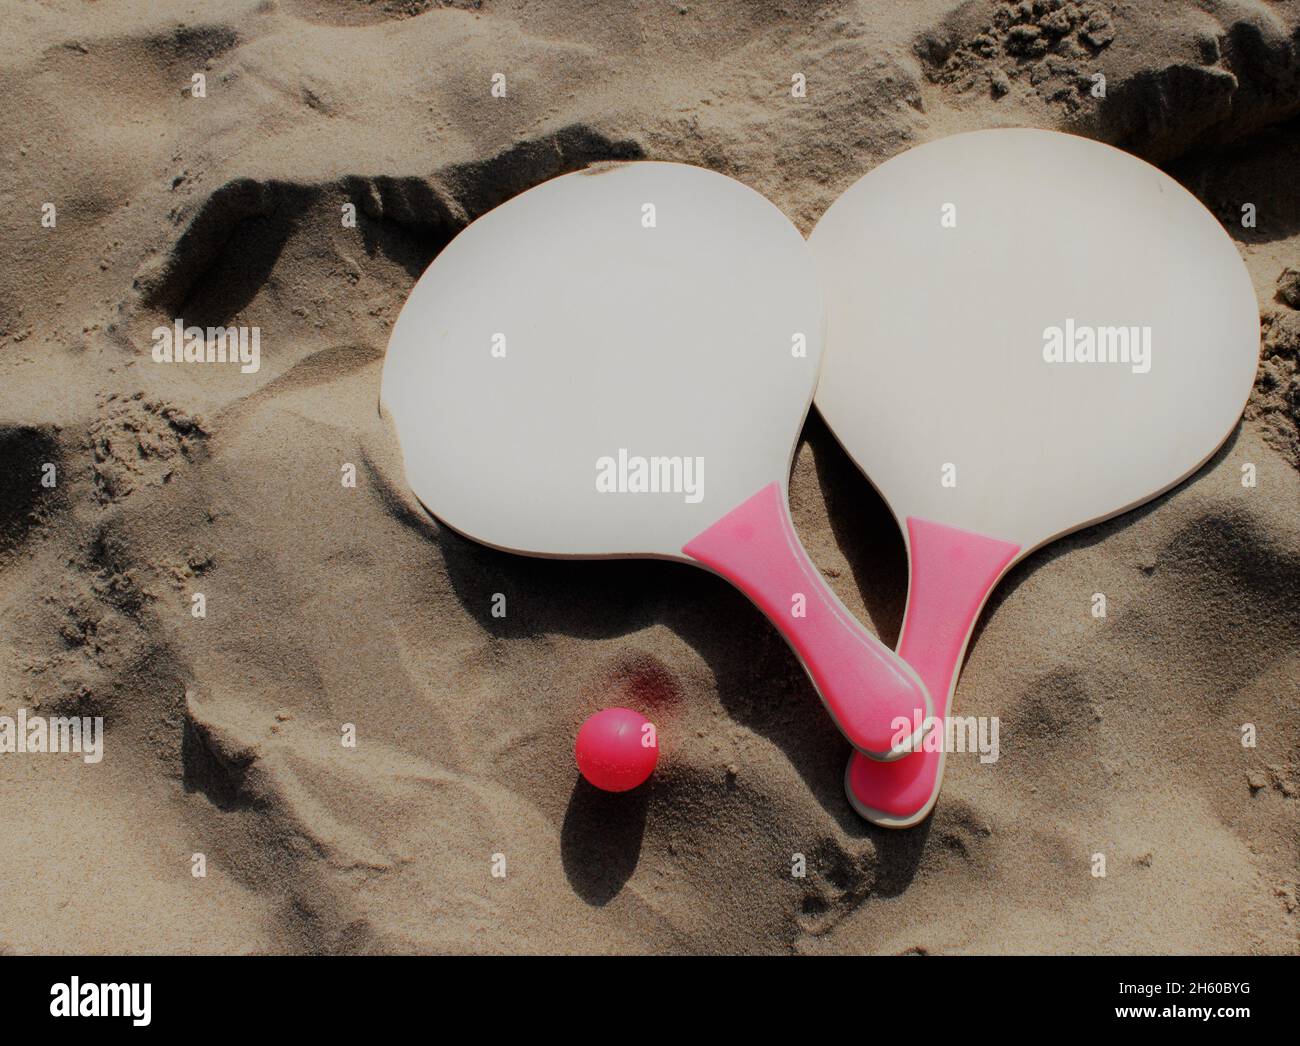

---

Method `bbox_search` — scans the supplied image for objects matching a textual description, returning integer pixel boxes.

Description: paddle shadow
[434,484,867,818]
[803,407,909,648]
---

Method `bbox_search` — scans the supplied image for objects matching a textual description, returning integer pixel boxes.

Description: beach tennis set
[381,128,1259,827]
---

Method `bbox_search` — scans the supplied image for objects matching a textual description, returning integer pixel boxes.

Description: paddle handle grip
[844,518,1019,827]
[683,483,932,760]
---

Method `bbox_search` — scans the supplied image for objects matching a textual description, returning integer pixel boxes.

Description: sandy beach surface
[1,0,1297,954]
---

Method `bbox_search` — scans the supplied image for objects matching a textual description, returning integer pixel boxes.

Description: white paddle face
[382,161,822,560]
[811,128,1259,556]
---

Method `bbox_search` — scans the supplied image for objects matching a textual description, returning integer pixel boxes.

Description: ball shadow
[559,776,651,906]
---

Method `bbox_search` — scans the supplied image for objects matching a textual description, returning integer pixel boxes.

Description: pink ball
[575,707,658,792]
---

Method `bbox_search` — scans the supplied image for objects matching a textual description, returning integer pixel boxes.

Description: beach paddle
[382,161,932,760]
[809,129,1259,825]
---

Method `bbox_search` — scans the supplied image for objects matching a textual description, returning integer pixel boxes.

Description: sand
[0,0,1297,954]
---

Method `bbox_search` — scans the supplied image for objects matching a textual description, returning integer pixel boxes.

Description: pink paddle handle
[683,483,932,759]
[845,517,1019,826]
